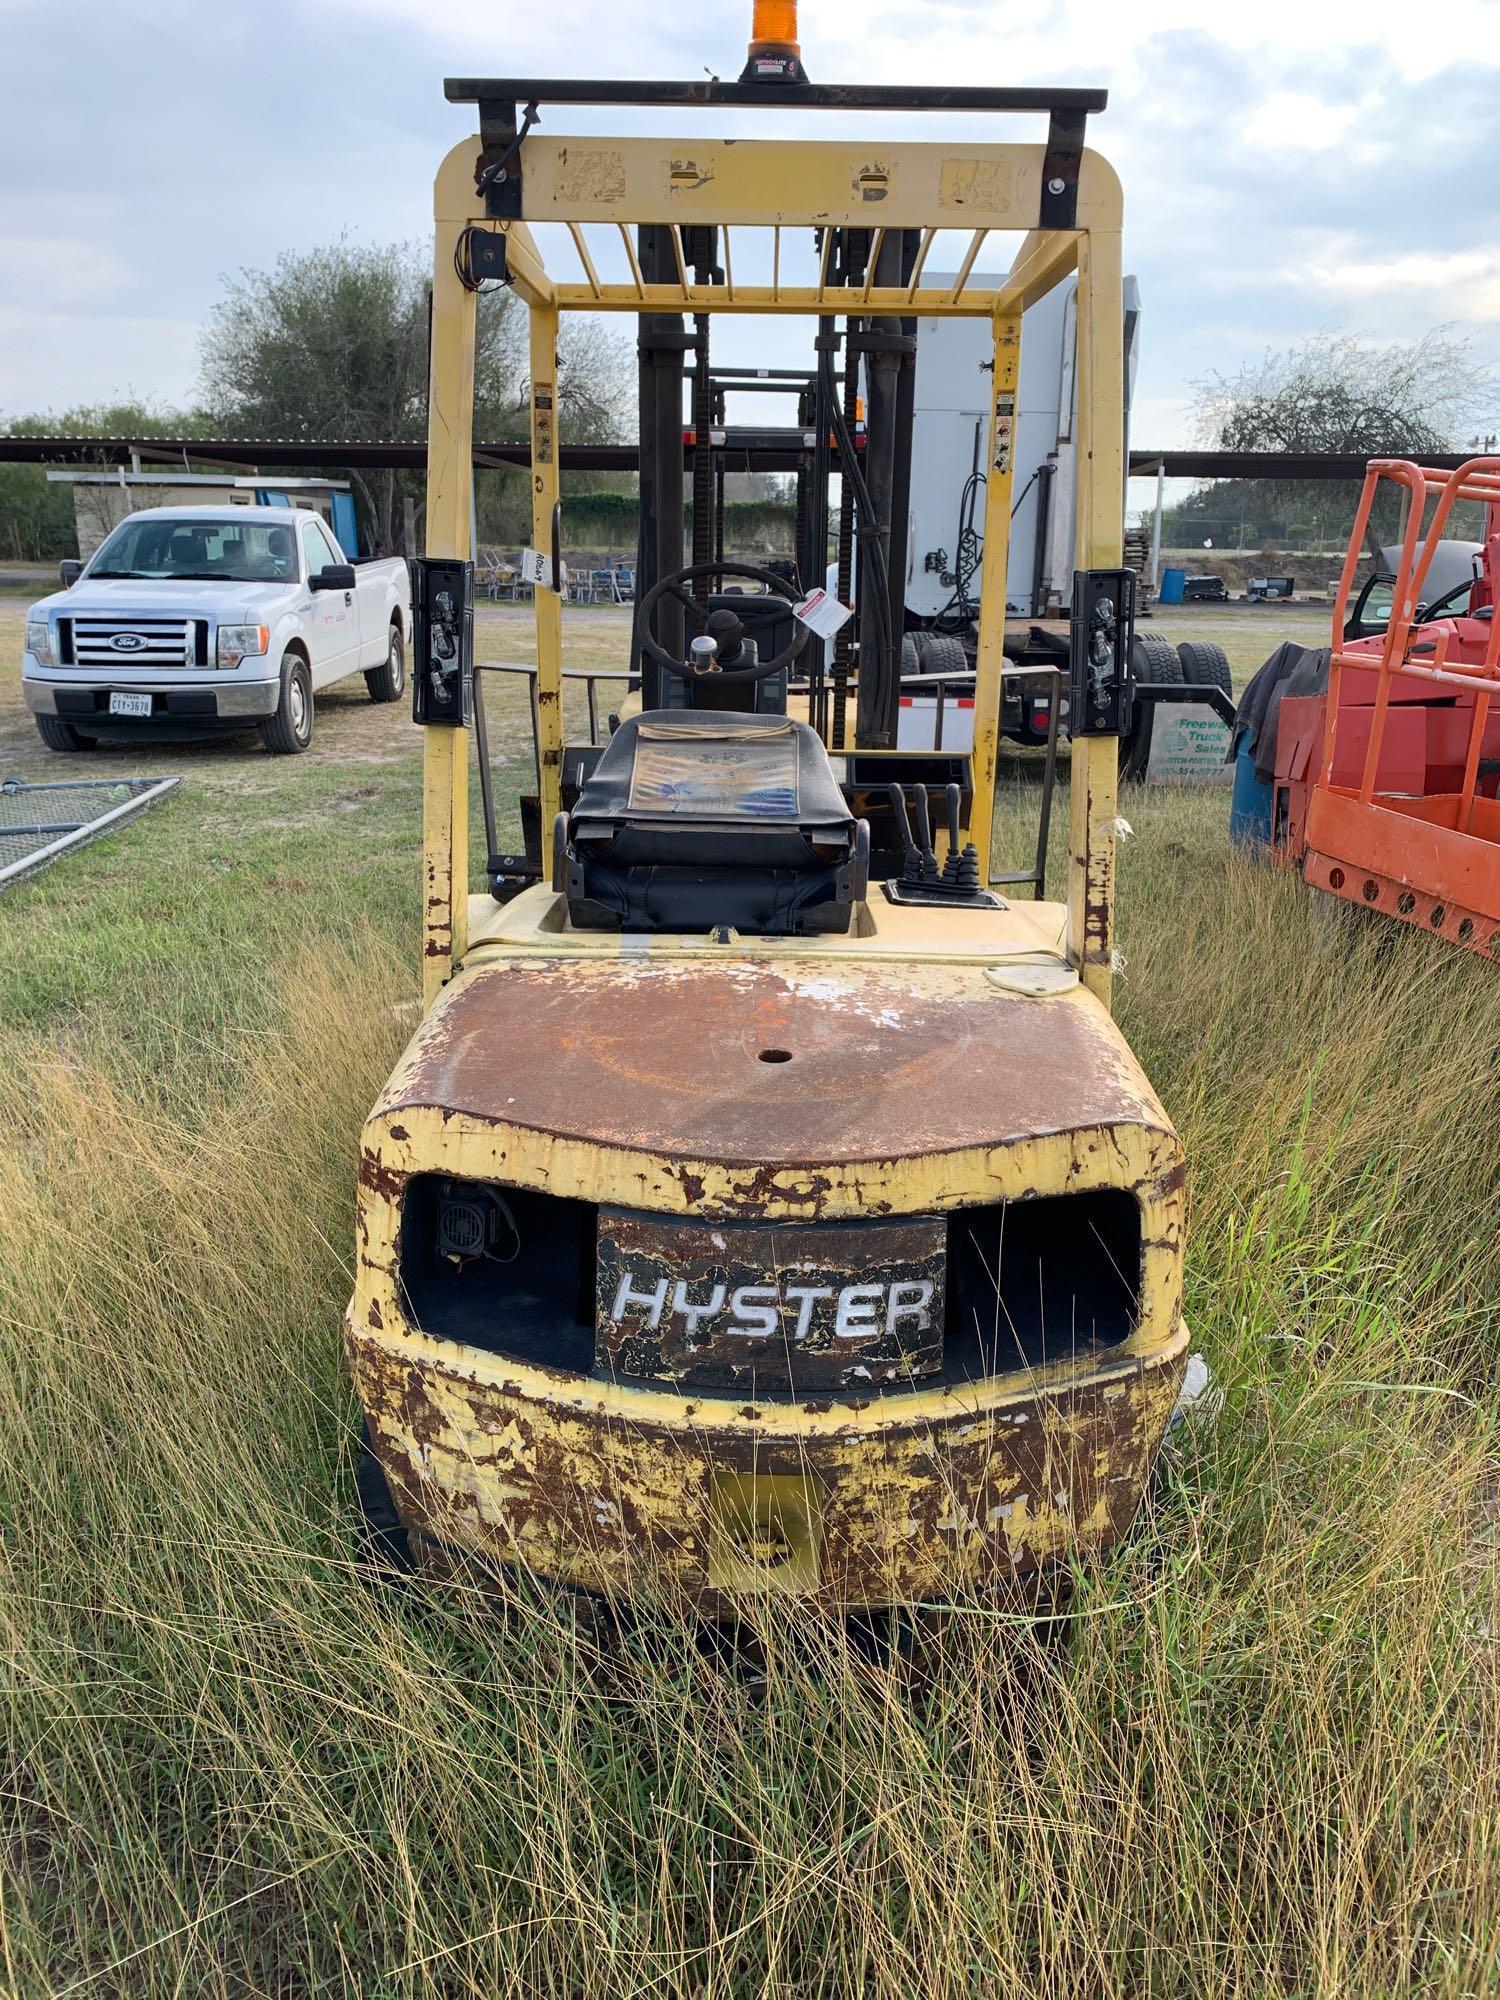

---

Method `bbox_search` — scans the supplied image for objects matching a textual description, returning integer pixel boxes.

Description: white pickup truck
[22,504,411,755]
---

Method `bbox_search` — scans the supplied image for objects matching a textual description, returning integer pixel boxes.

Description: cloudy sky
[2,0,1497,461]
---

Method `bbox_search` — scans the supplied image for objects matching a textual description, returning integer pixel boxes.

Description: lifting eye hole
[758,1047,794,1064]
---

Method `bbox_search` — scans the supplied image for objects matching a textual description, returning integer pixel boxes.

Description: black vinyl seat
[557,710,869,935]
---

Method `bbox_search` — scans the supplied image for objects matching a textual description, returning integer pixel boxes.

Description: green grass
[1,598,1497,1996]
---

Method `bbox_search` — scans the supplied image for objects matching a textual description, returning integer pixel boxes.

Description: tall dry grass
[0,839,1497,1996]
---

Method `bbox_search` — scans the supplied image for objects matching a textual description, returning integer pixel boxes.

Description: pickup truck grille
[61,617,210,670]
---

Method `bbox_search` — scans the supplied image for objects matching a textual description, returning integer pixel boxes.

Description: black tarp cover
[1231,642,1331,782]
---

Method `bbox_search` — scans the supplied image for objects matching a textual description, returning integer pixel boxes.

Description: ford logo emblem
[109,632,148,652]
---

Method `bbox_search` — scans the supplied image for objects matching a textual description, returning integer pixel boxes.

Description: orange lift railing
[1302,458,1500,956]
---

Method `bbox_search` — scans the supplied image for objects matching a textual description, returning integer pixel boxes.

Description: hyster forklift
[345,5,1191,1609]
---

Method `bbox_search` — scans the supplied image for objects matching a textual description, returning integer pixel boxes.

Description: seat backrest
[572,710,850,833]
[168,528,207,565]
[563,709,865,935]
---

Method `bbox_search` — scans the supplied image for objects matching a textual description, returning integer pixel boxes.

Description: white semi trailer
[897,273,1142,749]
[909,272,1142,622]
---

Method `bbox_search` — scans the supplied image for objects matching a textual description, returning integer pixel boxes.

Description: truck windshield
[90,517,299,583]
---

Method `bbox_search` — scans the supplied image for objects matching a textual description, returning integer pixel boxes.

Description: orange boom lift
[1275,458,1500,957]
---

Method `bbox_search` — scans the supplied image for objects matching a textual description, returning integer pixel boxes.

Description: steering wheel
[635,561,812,685]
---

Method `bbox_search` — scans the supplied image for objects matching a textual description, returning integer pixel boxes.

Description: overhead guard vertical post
[530,300,565,839]
[422,192,478,1007]
[967,312,1021,881]
[1066,224,1126,1009]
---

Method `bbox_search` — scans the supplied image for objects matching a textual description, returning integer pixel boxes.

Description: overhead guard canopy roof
[444,79,1107,113]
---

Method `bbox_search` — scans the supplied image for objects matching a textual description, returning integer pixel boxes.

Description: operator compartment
[559,711,869,936]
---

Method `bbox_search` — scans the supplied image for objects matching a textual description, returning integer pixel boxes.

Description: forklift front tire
[355,1433,413,1577]
[260,652,313,755]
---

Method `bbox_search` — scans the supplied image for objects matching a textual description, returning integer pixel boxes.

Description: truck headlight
[25,620,53,668]
[217,624,270,669]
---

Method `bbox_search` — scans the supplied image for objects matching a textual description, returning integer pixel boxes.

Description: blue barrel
[1159,566,1186,605]
[1229,735,1274,848]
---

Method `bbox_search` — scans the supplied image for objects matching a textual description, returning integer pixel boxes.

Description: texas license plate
[595,1208,945,1390]
[108,691,153,718]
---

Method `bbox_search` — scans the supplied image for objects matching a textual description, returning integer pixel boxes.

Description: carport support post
[530,300,564,839]
[967,313,1021,879]
[421,214,478,1007]
[1067,226,1125,1009]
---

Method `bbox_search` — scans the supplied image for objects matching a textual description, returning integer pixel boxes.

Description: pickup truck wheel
[35,715,98,753]
[365,623,405,704]
[259,653,313,755]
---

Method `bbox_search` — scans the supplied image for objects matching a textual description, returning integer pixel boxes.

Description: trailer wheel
[1132,630,1182,684]
[259,651,313,755]
[355,1433,413,1577]
[1121,631,1181,780]
[901,632,921,676]
[915,631,969,675]
[1176,639,1232,698]
[34,715,98,753]
[365,621,405,704]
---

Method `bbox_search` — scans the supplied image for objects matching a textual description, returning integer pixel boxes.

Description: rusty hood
[369,955,1180,1213]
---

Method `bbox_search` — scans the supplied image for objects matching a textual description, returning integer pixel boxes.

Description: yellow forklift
[345,5,1190,1608]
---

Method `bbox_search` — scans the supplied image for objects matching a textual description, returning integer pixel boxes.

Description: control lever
[942,783,965,886]
[885,784,922,878]
[883,781,996,907]
[910,787,939,881]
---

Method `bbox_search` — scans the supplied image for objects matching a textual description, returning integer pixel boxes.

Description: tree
[0,400,215,562]
[1196,328,1491,457]
[199,240,632,551]
[1190,329,1496,548]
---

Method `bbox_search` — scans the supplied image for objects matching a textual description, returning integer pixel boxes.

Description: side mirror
[58,559,83,587]
[311,563,356,592]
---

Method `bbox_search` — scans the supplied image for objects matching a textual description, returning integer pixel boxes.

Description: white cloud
[328,0,1492,88]
[0,307,200,415]
[0,231,133,306]
[1308,247,1500,320]
[1240,91,1361,153]
[3,0,1499,446]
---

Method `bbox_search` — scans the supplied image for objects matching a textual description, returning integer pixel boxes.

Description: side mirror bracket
[1069,568,1136,736]
[410,556,474,726]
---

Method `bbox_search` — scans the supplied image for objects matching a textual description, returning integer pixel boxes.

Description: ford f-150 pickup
[22,504,411,754]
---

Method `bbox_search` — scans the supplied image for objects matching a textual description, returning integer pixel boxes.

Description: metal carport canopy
[0,439,1480,480]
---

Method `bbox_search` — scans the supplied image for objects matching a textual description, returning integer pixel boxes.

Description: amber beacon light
[742,0,806,81]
